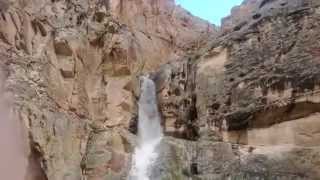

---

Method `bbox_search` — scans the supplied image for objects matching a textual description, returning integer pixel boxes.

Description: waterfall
[128,76,163,180]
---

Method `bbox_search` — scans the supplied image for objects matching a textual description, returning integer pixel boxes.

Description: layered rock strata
[0,0,214,179]
[154,0,320,179]
[1,0,320,179]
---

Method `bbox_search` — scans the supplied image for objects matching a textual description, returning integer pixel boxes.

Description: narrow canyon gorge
[0,0,320,179]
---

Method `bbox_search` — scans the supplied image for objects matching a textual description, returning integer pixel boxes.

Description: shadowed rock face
[157,0,320,141]
[1,0,320,179]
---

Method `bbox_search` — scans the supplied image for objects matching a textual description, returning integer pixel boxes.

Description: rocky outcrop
[0,0,215,179]
[197,0,320,144]
[154,59,199,140]
[154,0,320,179]
[156,137,320,180]
[1,0,320,179]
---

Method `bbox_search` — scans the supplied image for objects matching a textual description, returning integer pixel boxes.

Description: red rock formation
[0,0,216,179]
[1,0,320,179]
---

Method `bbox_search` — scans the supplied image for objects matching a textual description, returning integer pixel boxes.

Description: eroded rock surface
[1,0,320,179]
[154,0,320,179]
[0,0,215,179]
[157,137,320,180]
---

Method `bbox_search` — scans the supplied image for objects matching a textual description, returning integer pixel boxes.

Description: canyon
[0,0,320,179]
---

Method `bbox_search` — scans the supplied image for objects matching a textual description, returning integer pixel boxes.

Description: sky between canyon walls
[176,0,243,25]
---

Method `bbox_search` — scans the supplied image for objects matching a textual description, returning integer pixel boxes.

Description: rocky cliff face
[154,0,320,179]
[0,0,214,179]
[1,0,320,179]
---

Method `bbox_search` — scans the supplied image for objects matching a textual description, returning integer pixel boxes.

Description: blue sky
[175,0,243,26]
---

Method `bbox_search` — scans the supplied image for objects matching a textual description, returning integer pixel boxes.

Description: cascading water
[128,76,163,180]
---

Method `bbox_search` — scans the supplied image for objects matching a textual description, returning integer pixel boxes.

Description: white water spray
[128,76,163,180]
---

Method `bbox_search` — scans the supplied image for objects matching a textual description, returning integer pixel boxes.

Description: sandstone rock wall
[0,0,215,179]
[1,0,320,179]
[154,0,320,179]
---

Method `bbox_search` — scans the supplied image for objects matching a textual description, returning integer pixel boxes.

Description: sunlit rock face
[0,0,216,179]
[1,0,320,179]
[0,69,29,180]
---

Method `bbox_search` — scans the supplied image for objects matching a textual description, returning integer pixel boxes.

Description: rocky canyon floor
[0,0,320,179]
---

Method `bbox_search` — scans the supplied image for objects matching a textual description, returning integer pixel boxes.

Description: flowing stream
[128,76,163,180]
